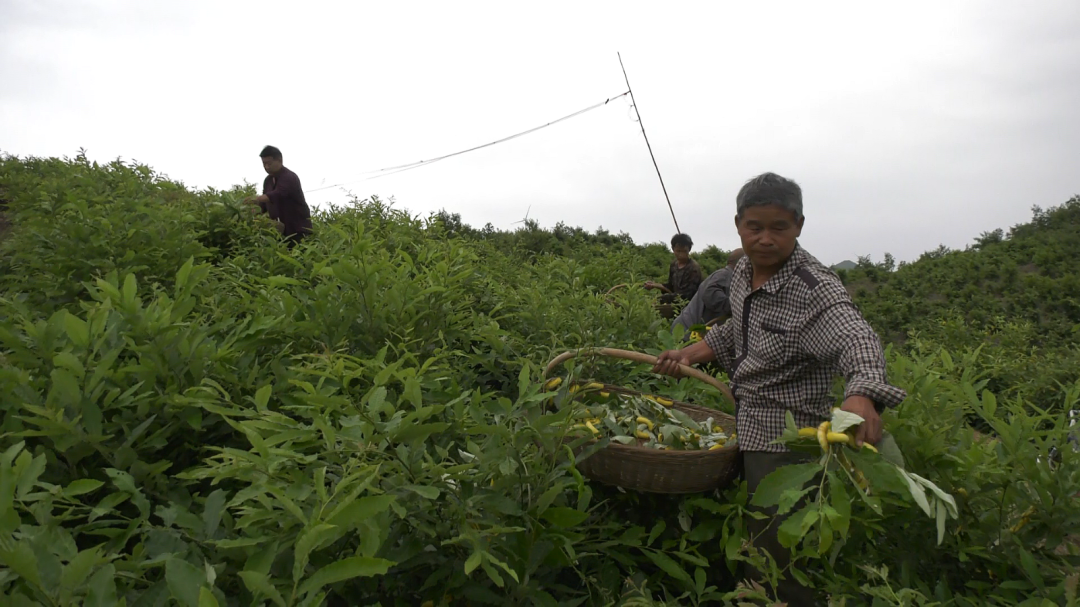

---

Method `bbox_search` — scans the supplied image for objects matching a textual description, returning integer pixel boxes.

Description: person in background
[245,145,313,248]
[645,233,704,305]
[651,172,906,606]
[671,247,745,333]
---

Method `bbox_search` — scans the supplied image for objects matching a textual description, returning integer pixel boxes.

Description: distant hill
[839,197,1080,348]
[831,260,858,271]
[836,198,1080,402]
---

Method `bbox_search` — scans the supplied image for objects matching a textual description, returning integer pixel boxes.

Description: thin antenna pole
[618,52,680,234]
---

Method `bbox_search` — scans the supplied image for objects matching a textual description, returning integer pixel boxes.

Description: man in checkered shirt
[653,172,906,605]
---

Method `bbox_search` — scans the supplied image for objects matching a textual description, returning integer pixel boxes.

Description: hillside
[430,210,734,281]
[835,199,1080,403]
[435,199,1080,405]
[0,152,1078,606]
[837,200,1080,346]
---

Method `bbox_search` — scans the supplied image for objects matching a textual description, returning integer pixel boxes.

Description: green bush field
[0,152,1077,606]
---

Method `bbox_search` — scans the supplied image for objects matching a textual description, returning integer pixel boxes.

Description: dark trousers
[283,230,307,250]
[743,450,819,606]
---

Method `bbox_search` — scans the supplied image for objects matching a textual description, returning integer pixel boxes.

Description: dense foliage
[0,152,1077,606]
[429,210,732,284]
[836,199,1080,407]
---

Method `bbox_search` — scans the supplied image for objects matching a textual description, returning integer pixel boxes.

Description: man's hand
[841,395,881,447]
[652,349,692,378]
[644,281,672,294]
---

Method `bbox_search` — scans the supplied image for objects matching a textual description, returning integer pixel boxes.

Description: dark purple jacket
[260,167,313,238]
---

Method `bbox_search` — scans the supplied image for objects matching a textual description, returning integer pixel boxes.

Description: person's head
[260,145,283,175]
[733,172,804,270]
[726,248,745,268]
[670,233,693,263]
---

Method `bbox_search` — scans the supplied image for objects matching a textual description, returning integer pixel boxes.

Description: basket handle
[704,315,729,328]
[543,347,734,404]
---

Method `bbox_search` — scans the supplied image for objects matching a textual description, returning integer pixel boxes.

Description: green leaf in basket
[669,409,697,428]
[601,418,619,434]
[659,424,681,441]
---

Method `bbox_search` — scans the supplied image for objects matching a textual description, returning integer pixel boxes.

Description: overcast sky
[2,1,1078,264]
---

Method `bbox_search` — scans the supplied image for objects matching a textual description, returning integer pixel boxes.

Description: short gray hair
[735,172,803,219]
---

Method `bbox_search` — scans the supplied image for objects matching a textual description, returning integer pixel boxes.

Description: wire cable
[305,90,630,194]
[618,52,680,234]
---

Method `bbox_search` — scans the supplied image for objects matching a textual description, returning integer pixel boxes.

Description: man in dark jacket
[645,233,704,304]
[246,145,313,247]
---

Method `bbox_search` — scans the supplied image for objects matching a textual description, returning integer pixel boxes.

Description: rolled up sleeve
[801,302,907,411]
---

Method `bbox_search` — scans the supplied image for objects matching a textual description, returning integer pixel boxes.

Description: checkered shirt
[703,244,907,452]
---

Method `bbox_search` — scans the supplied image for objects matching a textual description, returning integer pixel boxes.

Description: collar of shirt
[737,242,806,295]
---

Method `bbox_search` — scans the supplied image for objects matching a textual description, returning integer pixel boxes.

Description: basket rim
[542,347,735,405]
[568,436,739,456]
[555,379,729,411]
[561,398,739,456]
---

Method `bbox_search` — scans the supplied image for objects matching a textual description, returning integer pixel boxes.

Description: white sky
[2,0,1079,264]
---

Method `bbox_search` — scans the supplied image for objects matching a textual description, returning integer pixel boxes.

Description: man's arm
[243,177,272,213]
[652,338,716,377]
[653,318,735,377]
[645,264,675,292]
[254,171,301,220]
[801,300,907,445]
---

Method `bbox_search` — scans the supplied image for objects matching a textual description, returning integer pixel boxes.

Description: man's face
[734,205,804,268]
[672,245,691,263]
[261,156,282,175]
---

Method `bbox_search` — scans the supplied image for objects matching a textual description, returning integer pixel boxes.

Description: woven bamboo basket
[602,284,629,308]
[543,348,740,494]
[604,284,629,297]
[656,303,676,319]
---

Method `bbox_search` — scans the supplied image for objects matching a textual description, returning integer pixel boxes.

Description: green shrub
[1,153,1078,606]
